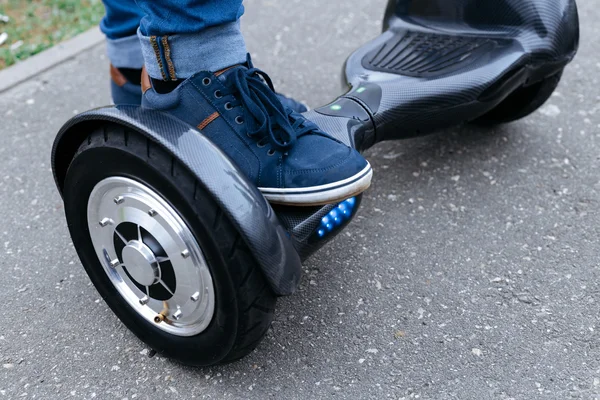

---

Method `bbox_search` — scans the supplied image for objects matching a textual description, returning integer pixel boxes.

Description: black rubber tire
[474,71,563,125]
[63,124,276,366]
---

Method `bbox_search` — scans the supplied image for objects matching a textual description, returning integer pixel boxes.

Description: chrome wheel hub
[87,177,215,337]
[121,241,160,286]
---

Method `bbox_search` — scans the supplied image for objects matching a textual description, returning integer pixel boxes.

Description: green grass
[0,0,105,69]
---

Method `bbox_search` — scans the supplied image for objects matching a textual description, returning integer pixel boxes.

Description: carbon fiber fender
[51,105,302,296]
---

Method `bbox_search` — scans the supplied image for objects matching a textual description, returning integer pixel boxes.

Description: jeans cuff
[106,35,144,69]
[138,21,248,80]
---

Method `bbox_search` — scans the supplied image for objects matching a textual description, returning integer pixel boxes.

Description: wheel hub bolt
[173,309,183,320]
[109,259,120,268]
[114,196,124,205]
[181,249,190,258]
[139,296,149,305]
[99,218,113,227]
[190,292,200,302]
[148,209,157,217]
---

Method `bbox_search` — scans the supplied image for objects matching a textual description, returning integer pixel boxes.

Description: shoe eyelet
[267,149,276,156]
[235,116,244,124]
[257,141,267,148]
[225,102,233,111]
[214,90,223,99]
[202,77,212,86]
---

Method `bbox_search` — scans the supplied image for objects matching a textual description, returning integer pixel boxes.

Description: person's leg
[100,0,306,110]
[135,0,247,81]
[101,0,145,104]
[136,2,372,205]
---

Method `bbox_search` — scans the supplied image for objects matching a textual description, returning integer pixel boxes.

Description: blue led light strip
[316,197,357,238]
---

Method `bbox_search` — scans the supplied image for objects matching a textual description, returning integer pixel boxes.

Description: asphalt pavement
[1,0,599,399]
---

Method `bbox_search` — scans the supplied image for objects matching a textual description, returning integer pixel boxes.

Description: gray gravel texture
[1,0,599,399]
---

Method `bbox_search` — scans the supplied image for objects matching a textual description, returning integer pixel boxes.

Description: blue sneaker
[110,65,143,105]
[140,61,372,206]
[110,64,308,113]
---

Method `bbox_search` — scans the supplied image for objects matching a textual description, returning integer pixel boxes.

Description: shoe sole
[260,163,373,206]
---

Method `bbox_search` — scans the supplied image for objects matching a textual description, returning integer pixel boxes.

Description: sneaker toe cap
[283,136,369,188]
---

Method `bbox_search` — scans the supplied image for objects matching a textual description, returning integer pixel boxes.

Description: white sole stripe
[258,163,372,195]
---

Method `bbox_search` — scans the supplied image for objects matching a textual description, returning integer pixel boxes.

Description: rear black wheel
[474,71,563,125]
[63,124,276,366]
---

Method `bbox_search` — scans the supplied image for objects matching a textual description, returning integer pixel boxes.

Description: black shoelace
[224,66,324,153]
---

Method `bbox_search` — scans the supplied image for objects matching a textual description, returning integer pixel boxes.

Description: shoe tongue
[214,63,247,83]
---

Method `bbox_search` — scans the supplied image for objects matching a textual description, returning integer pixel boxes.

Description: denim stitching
[149,36,168,81]
[161,36,177,81]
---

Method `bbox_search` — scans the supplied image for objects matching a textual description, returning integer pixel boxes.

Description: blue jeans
[101,0,248,79]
